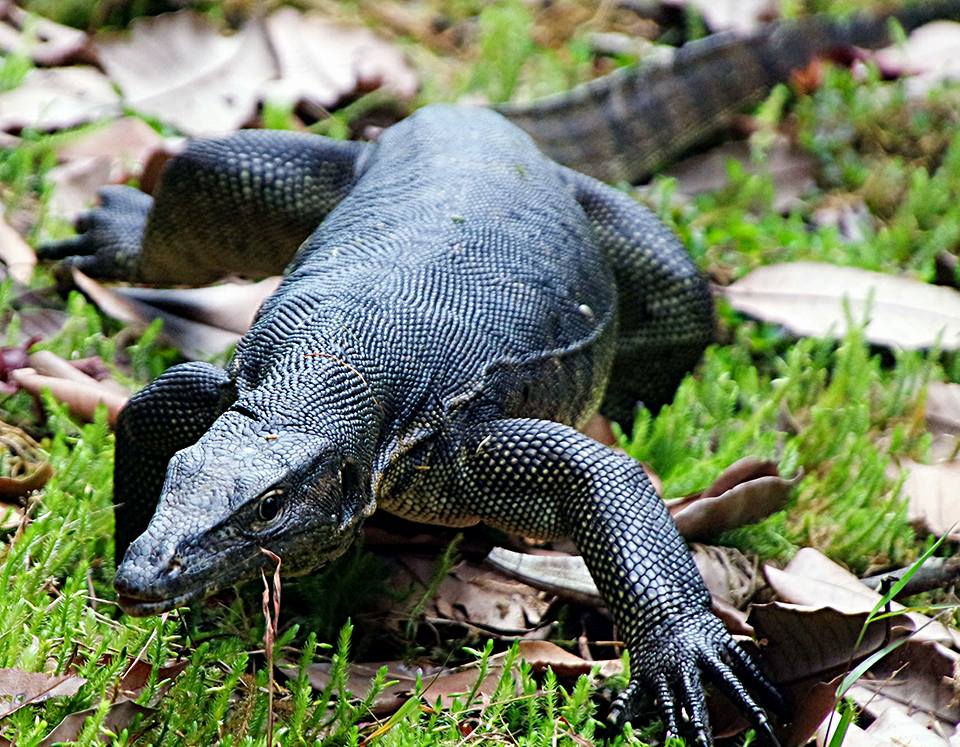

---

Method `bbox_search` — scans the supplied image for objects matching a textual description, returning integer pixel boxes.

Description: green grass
[2,0,960,744]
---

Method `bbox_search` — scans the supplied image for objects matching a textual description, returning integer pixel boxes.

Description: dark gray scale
[39,104,778,745]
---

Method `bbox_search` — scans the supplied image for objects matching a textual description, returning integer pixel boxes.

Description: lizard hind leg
[113,362,233,566]
[564,168,715,427]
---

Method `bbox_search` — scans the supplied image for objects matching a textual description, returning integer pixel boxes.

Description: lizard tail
[499,1,960,183]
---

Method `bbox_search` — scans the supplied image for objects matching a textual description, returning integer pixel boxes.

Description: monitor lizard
[38,2,960,743]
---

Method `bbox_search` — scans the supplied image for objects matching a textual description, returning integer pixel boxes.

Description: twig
[861,557,960,599]
[261,548,282,747]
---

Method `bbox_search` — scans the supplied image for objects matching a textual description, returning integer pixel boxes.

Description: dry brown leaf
[71,269,280,359]
[116,658,187,698]
[55,117,168,184]
[46,156,114,222]
[95,12,276,136]
[262,8,417,117]
[721,262,960,350]
[900,460,960,541]
[767,548,960,650]
[284,640,620,719]
[0,419,52,503]
[0,668,85,718]
[11,368,128,426]
[865,708,951,747]
[875,21,960,97]
[0,206,35,284]
[668,459,798,541]
[850,639,959,739]
[926,382,960,436]
[0,66,120,132]
[664,136,816,213]
[0,1,89,66]
[40,699,153,746]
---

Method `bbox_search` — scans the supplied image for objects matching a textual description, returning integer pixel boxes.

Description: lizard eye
[257,489,284,522]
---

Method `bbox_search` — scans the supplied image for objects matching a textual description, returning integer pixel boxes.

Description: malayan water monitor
[38,3,960,743]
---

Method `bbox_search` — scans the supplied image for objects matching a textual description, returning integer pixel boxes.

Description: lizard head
[114,409,376,616]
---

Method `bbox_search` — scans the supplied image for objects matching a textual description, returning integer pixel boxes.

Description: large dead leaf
[40,699,153,746]
[262,8,417,117]
[45,156,114,222]
[0,1,89,66]
[284,640,620,719]
[0,206,35,284]
[850,639,959,738]
[10,367,128,426]
[0,66,120,133]
[926,382,960,436]
[71,269,280,359]
[55,117,169,185]
[875,21,960,97]
[864,708,951,747]
[721,262,960,350]
[0,668,85,718]
[668,458,798,541]
[767,548,960,650]
[664,136,817,213]
[899,460,960,541]
[94,12,276,136]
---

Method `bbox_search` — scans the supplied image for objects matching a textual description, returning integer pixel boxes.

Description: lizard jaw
[117,587,205,616]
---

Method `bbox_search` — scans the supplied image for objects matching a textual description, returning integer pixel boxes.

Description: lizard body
[38,3,960,742]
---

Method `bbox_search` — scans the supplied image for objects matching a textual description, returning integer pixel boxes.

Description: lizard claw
[614,611,783,746]
[38,185,151,282]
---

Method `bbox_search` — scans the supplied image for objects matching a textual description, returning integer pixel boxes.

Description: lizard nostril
[163,556,183,577]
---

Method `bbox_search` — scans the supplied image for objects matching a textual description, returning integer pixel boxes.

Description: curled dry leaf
[0,206,35,285]
[900,460,960,541]
[95,12,276,136]
[10,368,128,426]
[0,419,52,503]
[667,458,798,541]
[721,262,960,350]
[0,66,120,132]
[766,547,960,650]
[663,136,817,213]
[262,8,418,117]
[71,269,280,360]
[0,668,86,718]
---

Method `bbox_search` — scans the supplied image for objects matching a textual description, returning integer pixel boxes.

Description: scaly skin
[37,4,960,742]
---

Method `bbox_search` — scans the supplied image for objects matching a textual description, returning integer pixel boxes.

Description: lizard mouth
[117,587,205,616]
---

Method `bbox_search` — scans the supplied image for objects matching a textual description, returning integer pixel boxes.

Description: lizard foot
[38,185,151,282]
[609,612,784,747]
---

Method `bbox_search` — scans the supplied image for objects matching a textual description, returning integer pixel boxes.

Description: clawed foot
[609,612,785,746]
[38,185,151,282]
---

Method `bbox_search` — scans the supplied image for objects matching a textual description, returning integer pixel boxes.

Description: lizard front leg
[459,418,782,744]
[114,362,232,564]
[40,131,368,285]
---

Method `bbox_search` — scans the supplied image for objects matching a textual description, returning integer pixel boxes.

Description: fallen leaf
[0,419,52,503]
[925,382,960,436]
[0,668,85,718]
[580,413,617,447]
[10,368,128,426]
[116,658,188,698]
[0,206,35,284]
[40,699,153,746]
[0,289,68,346]
[874,21,960,97]
[71,269,280,359]
[27,350,128,397]
[0,66,120,132]
[817,721,884,747]
[283,640,620,719]
[766,547,960,650]
[721,262,960,350]
[261,8,417,118]
[865,707,951,747]
[850,639,959,738]
[899,460,960,541]
[660,0,779,33]
[0,1,89,66]
[668,459,798,541]
[46,156,114,222]
[95,11,276,136]
[664,136,817,213]
[55,117,168,184]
